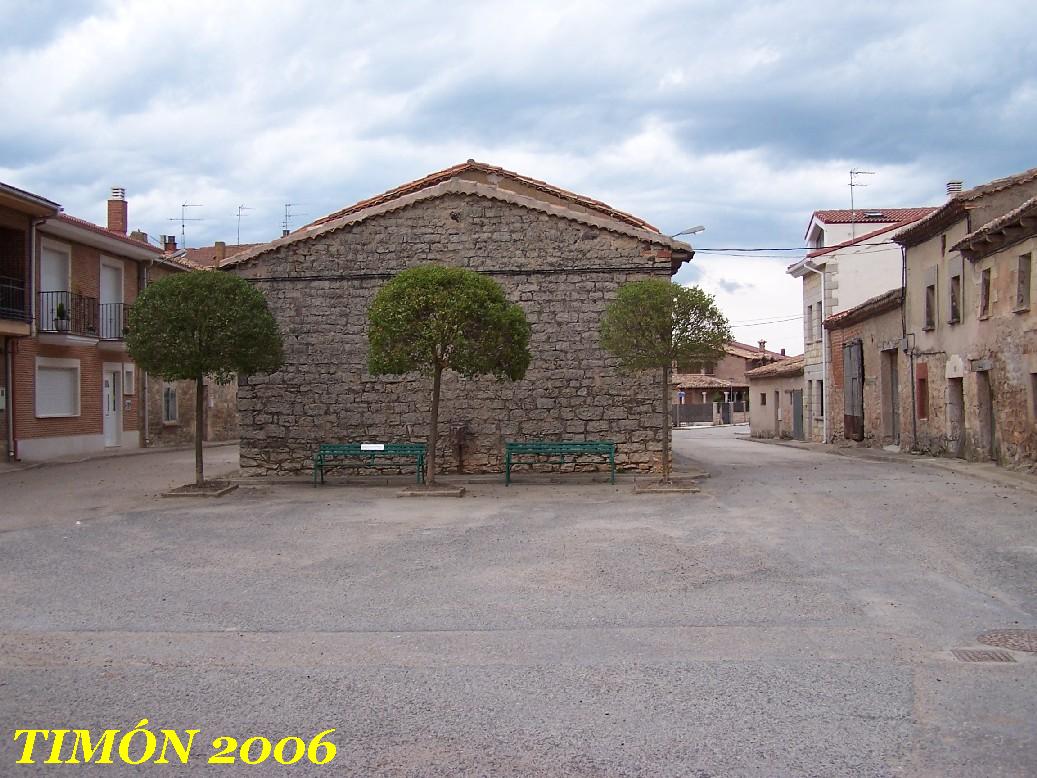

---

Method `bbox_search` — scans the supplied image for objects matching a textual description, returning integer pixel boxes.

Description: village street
[1,428,1035,775]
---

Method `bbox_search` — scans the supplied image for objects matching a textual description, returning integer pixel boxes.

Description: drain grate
[977,629,1037,653]
[951,648,1016,663]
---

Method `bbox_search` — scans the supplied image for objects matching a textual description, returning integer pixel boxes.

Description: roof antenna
[848,169,874,239]
[281,202,305,237]
[236,204,253,245]
[168,203,203,249]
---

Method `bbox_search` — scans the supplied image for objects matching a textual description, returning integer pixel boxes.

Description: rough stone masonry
[228,176,691,477]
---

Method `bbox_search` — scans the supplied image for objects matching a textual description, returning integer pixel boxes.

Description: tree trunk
[427,364,442,486]
[661,364,671,482]
[195,375,205,486]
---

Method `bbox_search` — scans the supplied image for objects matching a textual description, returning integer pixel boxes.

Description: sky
[2,0,1034,354]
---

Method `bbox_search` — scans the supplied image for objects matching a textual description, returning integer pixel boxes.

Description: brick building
[1,184,239,462]
[225,161,694,476]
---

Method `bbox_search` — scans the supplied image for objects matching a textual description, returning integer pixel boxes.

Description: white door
[100,261,123,338]
[103,369,121,447]
[41,245,70,329]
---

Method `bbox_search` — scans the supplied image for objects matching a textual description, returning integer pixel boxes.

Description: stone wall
[231,193,674,476]
[145,376,238,447]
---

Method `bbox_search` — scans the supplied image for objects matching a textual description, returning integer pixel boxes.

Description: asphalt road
[1,429,1034,776]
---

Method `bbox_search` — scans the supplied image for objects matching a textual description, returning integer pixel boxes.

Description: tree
[367,265,531,485]
[600,279,730,480]
[127,271,283,485]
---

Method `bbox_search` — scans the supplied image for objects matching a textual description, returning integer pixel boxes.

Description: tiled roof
[222,177,691,269]
[53,213,162,254]
[952,195,1037,261]
[745,354,805,380]
[812,208,936,225]
[183,243,260,269]
[823,288,902,330]
[0,181,61,213]
[802,212,936,262]
[672,374,740,390]
[304,160,659,233]
[726,340,787,361]
[896,166,1037,247]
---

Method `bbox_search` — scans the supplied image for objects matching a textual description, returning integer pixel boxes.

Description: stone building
[823,288,905,446]
[745,355,805,439]
[224,161,693,476]
[894,170,1037,468]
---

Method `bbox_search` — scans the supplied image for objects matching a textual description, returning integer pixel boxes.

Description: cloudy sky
[2,0,1034,353]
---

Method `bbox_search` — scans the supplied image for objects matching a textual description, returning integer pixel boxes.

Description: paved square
[1,429,1035,775]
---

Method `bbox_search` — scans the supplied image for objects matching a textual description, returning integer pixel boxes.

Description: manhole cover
[951,648,1016,663]
[977,629,1037,653]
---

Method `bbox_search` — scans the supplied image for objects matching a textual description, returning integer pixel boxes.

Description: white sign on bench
[360,443,386,451]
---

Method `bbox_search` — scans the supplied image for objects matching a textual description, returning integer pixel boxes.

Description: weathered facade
[745,355,805,439]
[226,163,692,476]
[824,289,906,447]
[895,172,1037,469]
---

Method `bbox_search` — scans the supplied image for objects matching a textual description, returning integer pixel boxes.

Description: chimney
[281,228,290,237]
[162,235,177,252]
[780,348,786,356]
[129,229,148,244]
[107,187,128,235]
[758,339,767,353]
[946,181,964,198]
[215,241,227,265]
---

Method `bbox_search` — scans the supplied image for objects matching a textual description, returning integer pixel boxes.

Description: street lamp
[670,225,705,238]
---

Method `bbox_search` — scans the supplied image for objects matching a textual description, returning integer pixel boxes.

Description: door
[99,260,123,339]
[976,370,995,461]
[843,340,864,441]
[40,245,70,330]
[772,390,779,434]
[947,377,964,457]
[103,369,121,447]
[792,389,804,440]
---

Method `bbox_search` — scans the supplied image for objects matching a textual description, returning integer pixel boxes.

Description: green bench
[504,440,616,485]
[313,443,427,485]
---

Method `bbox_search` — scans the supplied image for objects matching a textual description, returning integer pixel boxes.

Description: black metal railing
[0,275,28,321]
[99,302,129,340]
[38,291,98,337]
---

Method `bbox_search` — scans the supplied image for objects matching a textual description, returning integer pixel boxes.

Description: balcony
[99,302,130,351]
[37,291,99,344]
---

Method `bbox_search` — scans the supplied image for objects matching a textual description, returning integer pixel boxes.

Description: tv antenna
[168,203,203,249]
[281,203,306,237]
[848,169,874,239]
[236,204,253,245]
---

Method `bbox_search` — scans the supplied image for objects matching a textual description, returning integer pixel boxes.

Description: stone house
[894,169,1037,468]
[745,355,805,439]
[787,206,935,442]
[224,160,694,476]
[823,288,905,446]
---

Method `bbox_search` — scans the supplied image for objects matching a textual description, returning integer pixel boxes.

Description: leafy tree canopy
[127,270,283,384]
[368,264,531,380]
[600,278,730,371]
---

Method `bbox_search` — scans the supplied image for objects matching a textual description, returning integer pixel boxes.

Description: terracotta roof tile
[182,243,261,269]
[812,207,936,225]
[823,288,902,330]
[54,213,162,254]
[304,160,660,233]
[745,354,805,380]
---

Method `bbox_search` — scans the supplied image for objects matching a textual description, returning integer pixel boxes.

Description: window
[35,357,80,417]
[760,392,767,406]
[806,305,814,343]
[949,273,961,323]
[818,379,825,416]
[815,303,823,342]
[924,284,936,329]
[162,383,178,424]
[1017,253,1032,311]
[916,377,929,420]
[807,380,814,414]
[979,268,991,318]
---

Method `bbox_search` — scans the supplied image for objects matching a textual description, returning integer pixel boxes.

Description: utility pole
[236,204,253,245]
[848,170,874,239]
